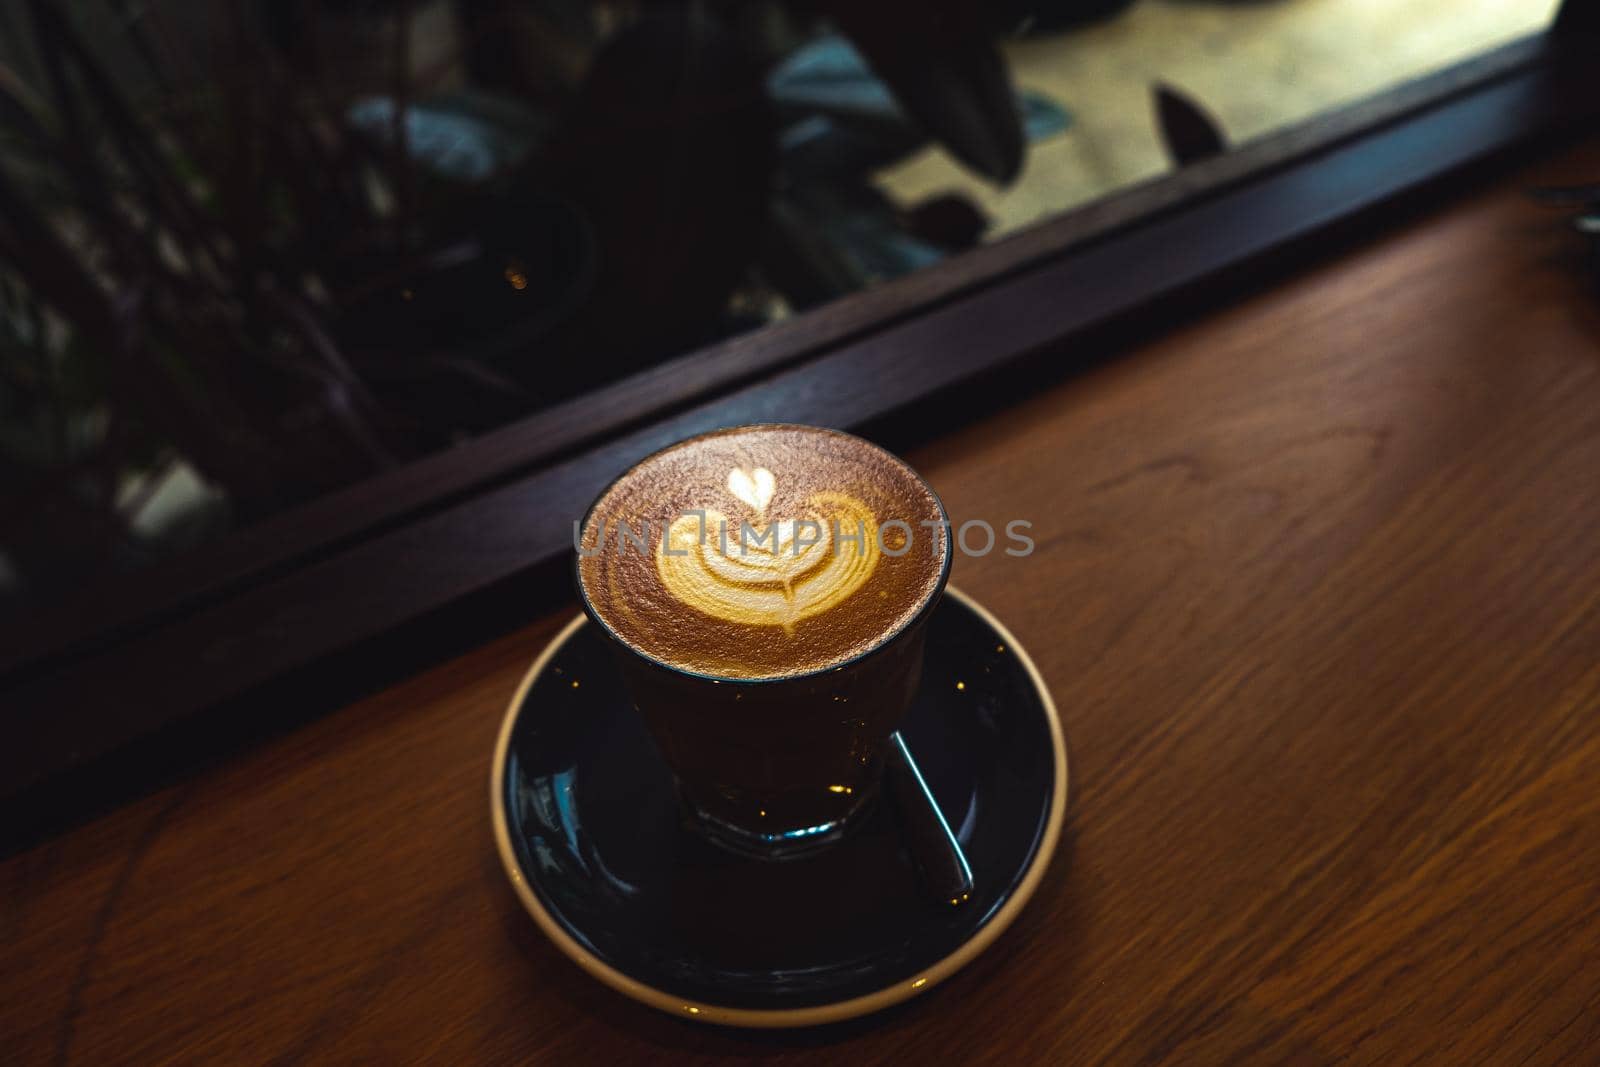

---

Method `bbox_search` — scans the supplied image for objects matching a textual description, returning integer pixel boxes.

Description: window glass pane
[881,1,1558,239]
[0,0,1562,614]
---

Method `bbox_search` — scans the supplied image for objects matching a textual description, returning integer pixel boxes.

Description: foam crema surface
[577,425,948,679]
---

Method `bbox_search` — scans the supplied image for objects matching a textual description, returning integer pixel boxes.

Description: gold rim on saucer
[489,584,1069,1028]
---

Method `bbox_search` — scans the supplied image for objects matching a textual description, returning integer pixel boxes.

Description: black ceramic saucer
[490,586,1068,1028]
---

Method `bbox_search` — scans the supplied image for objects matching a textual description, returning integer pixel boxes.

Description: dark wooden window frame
[4,8,1598,814]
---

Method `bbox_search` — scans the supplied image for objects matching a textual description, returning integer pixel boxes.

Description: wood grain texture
[6,137,1600,1065]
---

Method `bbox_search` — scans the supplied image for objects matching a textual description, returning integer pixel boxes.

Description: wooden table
[7,138,1600,1066]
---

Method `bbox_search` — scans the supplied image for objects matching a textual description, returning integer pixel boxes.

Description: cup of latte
[576,424,951,858]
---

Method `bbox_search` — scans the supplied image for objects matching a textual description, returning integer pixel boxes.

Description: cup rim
[572,423,954,686]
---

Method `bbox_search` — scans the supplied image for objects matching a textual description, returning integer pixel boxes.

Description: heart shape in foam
[727,467,776,516]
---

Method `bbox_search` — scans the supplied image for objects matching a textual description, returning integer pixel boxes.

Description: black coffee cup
[575,427,951,858]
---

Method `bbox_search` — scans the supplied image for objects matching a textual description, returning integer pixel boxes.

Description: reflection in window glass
[880,0,1558,239]
[0,0,1561,613]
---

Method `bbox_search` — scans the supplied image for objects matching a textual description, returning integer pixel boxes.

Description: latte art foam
[657,490,880,631]
[578,426,948,679]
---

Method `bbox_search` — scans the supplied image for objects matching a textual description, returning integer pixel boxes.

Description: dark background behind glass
[0,0,1552,617]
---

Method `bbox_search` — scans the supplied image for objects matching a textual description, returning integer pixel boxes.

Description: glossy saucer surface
[491,586,1067,1028]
